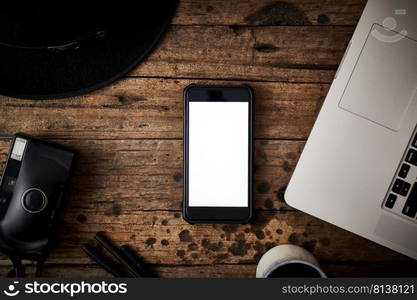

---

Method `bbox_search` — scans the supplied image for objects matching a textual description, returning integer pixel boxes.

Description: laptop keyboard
[383,130,417,222]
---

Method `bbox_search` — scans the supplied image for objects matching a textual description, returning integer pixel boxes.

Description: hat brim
[0,2,177,100]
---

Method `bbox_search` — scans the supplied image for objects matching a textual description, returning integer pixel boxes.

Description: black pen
[82,244,125,278]
[120,245,151,277]
[95,231,141,277]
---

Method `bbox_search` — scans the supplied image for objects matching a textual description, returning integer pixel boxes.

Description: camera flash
[11,138,27,161]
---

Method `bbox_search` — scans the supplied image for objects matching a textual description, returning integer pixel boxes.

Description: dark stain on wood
[146,237,156,247]
[286,152,297,160]
[173,172,183,182]
[174,212,181,218]
[161,219,168,226]
[276,229,283,235]
[255,230,266,240]
[206,5,214,12]
[179,230,193,243]
[282,161,293,172]
[176,250,186,258]
[264,242,277,251]
[228,240,251,256]
[76,214,87,224]
[222,224,239,233]
[202,239,221,252]
[250,211,274,235]
[201,239,210,248]
[104,203,122,217]
[288,232,298,244]
[317,14,330,24]
[161,239,169,246]
[100,94,145,108]
[188,243,198,251]
[277,186,287,203]
[253,43,278,53]
[191,253,200,259]
[301,240,317,253]
[253,241,264,252]
[244,2,311,26]
[222,224,239,240]
[302,232,309,238]
[257,181,271,194]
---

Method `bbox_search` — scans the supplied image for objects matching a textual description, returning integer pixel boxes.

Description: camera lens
[21,188,47,213]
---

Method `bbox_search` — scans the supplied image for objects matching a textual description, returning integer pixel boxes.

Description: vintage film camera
[0,134,75,275]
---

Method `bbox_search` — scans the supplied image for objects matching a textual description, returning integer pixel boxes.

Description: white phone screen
[188,101,249,207]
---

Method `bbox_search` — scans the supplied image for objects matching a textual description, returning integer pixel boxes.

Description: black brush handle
[120,245,151,277]
[82,244,124,278]
[95,231,140,277]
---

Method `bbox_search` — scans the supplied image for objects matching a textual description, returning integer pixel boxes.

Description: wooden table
[1,0,416,278]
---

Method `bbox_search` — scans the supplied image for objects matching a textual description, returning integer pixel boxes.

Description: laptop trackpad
[339,24,417,131]
[374,214,417,252]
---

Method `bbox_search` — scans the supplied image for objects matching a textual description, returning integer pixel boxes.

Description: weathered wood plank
[0,211,405,265]
[0,139,300,211]
[0,78,327,139]
[0,139,413,271]
[0,26,352,86]
[173,0,366,26]
[2,262,416,278]
[132,26,352,82]
[0,27,353,86]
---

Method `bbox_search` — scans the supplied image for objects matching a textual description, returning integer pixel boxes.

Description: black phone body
[183,85,253,224]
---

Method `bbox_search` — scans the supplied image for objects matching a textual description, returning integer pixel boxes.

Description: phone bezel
[183,84,253,224]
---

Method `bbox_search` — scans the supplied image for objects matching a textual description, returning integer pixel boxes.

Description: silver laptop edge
[286,0,417,260]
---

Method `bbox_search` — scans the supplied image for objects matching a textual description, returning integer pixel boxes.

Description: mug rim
[263,259,327,278]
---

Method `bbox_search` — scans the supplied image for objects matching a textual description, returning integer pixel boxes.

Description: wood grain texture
[0,139,412,267]
[0,210,406,266]
[0,78,327,140]
[173,0,366,26]
[132,26,352,83]
[0,139,300,211]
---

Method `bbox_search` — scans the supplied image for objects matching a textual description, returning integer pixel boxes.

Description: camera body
[0,134,75,261]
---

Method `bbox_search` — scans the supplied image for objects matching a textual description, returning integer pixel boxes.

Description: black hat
[0,2,178,99]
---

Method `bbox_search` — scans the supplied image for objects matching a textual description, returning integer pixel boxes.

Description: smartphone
[183,85,253,223]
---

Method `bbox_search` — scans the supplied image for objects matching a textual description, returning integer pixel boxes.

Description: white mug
[256,244,326,278]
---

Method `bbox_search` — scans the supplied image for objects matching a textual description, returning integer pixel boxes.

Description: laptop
[285,0,417,260]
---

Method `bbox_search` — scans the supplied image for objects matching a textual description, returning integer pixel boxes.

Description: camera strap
[9,254,25,277]
[7,254,44,277]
